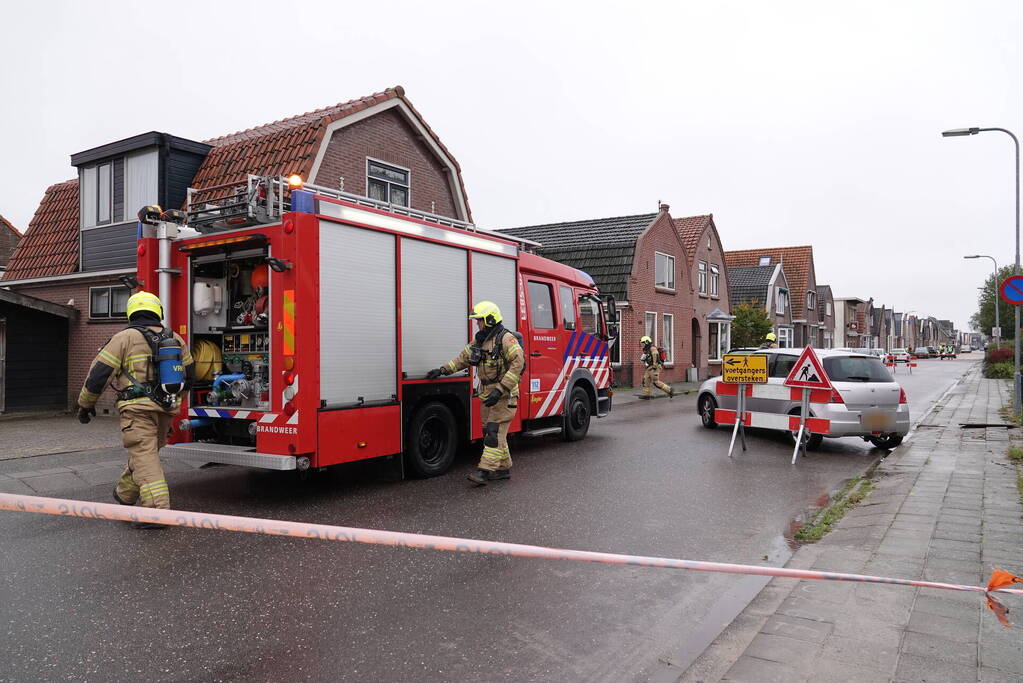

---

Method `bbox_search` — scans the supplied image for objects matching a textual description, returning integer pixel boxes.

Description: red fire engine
[137,177,617,477]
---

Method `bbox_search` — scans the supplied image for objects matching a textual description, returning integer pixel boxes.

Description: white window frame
[825,301,832,316]
[776,288,788,314]
[777,327,794,348]
[366,157,411,207]
[758,256,771,266]
[89,285,129,320]
[698,261,708,294]
[708,321,731,361]
[654,251,675,290]
[662,313,674,365]
[644,311,657,346]
[806,291,816,311]
[710,264,719,296]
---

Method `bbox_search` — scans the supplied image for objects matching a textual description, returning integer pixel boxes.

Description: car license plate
[861,409,895,430]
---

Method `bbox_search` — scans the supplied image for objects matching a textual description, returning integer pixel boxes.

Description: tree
[972,264,1017,342]
[731,301,773,347]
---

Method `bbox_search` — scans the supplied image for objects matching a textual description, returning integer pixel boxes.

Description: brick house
[0,215,21,273]
[673,214,732,380]
[1,86,470,412]
[725,246,819,349]
[833,297,867,348]
[500,204,695,387]
[815,284,835,348]
[727,264,793,345]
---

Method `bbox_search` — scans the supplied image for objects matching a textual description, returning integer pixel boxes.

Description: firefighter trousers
[479,394,516,471]
[643,367,672,396]
[115,407,172,509]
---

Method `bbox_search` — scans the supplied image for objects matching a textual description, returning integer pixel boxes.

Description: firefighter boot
[468,469,490,485]
[487,469,511,481]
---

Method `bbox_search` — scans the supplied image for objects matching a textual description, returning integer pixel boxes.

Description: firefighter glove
[483,388,503,407]
[77,406,96,424]
[426,368,444,380]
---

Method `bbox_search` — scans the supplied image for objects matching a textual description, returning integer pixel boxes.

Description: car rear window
[823,356,894,382]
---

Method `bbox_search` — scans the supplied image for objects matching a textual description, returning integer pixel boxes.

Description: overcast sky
[2,0,1021,331]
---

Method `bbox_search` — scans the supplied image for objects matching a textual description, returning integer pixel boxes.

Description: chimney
[658,201,670,214]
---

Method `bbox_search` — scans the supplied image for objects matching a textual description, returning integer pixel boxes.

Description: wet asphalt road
[0,358,976,682]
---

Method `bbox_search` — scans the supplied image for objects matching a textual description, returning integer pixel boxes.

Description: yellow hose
[193,339,223,382]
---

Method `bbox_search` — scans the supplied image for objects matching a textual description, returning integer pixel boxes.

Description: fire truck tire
[405,402,457,477]
[561,385,591,442]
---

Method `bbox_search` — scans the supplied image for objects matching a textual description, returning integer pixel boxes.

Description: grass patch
[794,477,875,543]
[1009,445,1023,463]
[999,406,1023,426]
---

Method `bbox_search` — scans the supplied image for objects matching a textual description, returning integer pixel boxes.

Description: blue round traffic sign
[1000,275,1023,306]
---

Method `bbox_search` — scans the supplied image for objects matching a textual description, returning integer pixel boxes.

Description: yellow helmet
[640,335,652,344]
[766,332,777,341]
[126,291,163,319]
[469,301,502,326]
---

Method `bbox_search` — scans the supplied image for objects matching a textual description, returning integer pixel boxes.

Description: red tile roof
[191,85,471,219]
[725,245,815,318]
[5,86,471,282]
[2,180,80,281]
[672,215,711,261]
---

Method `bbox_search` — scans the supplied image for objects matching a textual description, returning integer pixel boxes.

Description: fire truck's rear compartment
[162,240,298,467]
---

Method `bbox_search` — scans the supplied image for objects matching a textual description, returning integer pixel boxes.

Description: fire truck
[137,176,617,477]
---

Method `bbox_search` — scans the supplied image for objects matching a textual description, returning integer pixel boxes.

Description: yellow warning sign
[722,354,768,384]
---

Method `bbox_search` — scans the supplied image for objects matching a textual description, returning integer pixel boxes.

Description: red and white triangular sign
[784,346,832,390]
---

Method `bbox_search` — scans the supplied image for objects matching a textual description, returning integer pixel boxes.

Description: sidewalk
[0,413,121,460]
[680,365,1023,681]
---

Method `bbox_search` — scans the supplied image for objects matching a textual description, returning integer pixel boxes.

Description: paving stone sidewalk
[0,413,121,460]
[681,366,1023,682]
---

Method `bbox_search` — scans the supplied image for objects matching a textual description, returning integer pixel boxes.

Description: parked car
[888,348,911,363]
[961,345,973,353]
[913,347,931,358]
[927,346,940,357]
[697,348,910,450]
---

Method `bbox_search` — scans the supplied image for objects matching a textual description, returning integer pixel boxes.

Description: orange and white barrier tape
[1,492,1021,626]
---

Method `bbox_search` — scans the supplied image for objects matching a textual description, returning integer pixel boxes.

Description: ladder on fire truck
[185,175,540,248]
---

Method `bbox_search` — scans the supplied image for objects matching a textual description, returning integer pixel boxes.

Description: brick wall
[816,289,835,347]
[689,224,730,380]
[0,227,20,268]
[312,109,462,220]
[9,278,124,413]
[616,209,695,387]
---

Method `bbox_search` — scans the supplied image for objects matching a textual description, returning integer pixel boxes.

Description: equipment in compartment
[190,255,271,411]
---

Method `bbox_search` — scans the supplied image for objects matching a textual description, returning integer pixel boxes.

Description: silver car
[697,348,910,449]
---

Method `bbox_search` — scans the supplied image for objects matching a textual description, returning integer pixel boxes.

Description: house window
[806,291,816,311]
[90,286,130,319]
[708,321,731,361]
[80,159,125,228]
[366,159,409,207]
[776,288,788,314]
[528,281,555,329]
[645,312,657,345]
[654,252,675,290]
[559,286,576,330]
[825,301,832,316]
[698,261,708,294]
[662,314,674,364]
[777,327,793,348]
[710,264,719,296]
[758,256,771,266]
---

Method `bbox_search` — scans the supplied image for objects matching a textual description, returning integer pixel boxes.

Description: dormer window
[367,159,409,207]
[80,159,124,227]
[758,256,771,266]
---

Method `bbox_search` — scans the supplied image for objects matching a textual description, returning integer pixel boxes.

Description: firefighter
[426,301,524,485]
[77,291,194,528]
[759,332,778,349]
[639,335,674,399]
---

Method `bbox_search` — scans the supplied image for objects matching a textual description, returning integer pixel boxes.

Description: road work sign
[721,354,768,384]
[784,346,832,390]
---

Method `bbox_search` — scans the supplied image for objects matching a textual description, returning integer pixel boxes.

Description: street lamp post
[943,127,1021,415]
[964,255,1001,347]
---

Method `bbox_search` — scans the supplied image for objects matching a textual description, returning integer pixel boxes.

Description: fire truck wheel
[561,385,591,442]
[405,402,457,477]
